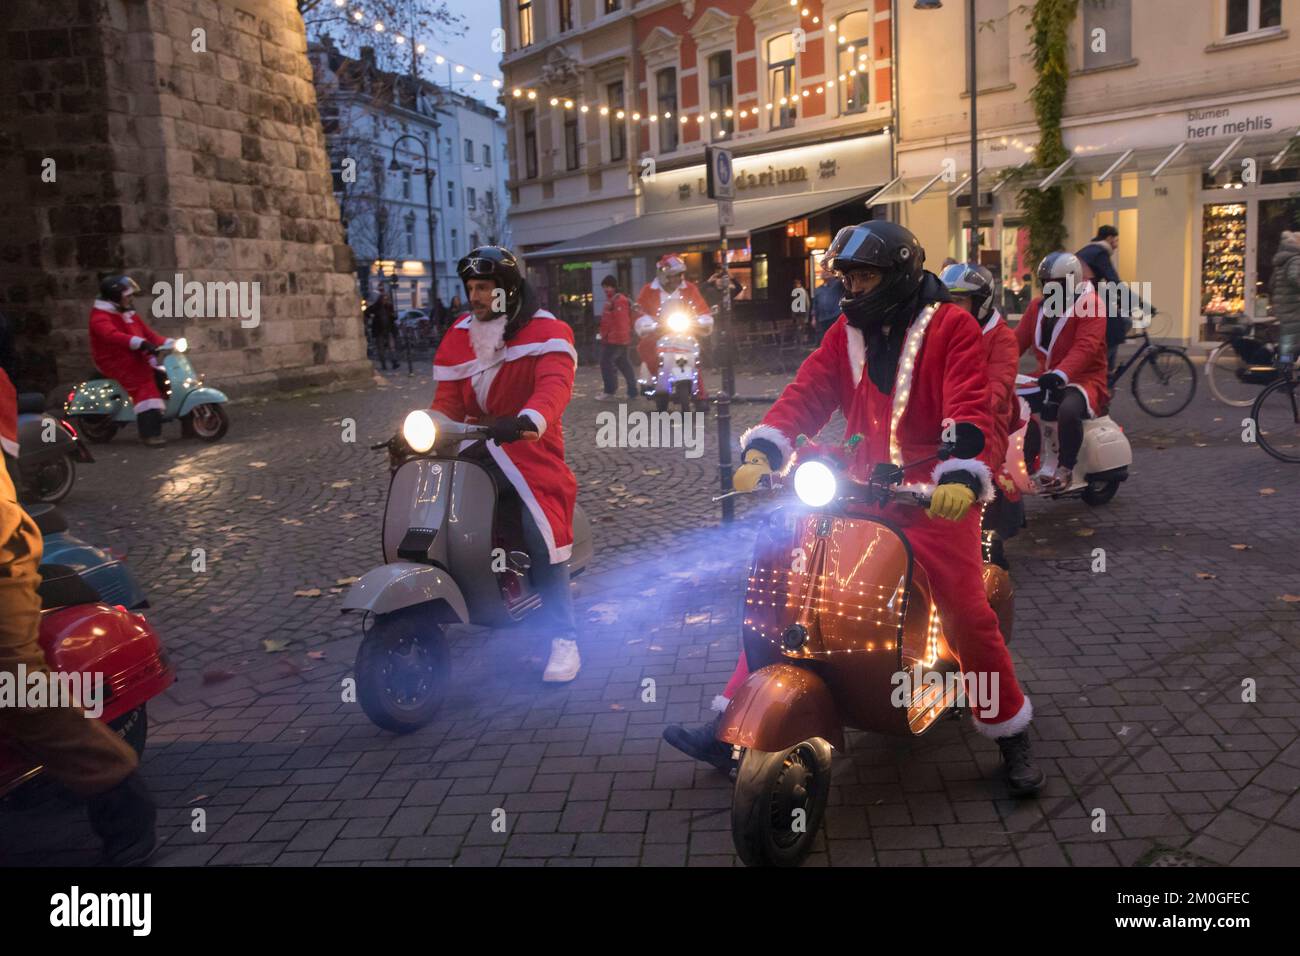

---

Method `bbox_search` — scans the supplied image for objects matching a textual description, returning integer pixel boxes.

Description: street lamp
[389,134,439,308]
[915,0,981,263]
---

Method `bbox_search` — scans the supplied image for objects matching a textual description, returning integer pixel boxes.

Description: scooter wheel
[653,392,670,413]
[27,456,75,505]
[355,608,450,734]
[78,415,118,444]
[673,380,691,414]
[731,737,832,867]
[1081,479,1119,506]
[182,404,229,441]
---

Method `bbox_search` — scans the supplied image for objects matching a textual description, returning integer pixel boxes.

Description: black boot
[87,772,158,866]
[996,730,1046,797]
[136,409,165,447]
[663,714,733,774]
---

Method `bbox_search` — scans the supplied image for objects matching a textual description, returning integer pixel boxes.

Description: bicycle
[1250,359,1300,463]
[1107,305,1197,417]
[1204,317,1282,407]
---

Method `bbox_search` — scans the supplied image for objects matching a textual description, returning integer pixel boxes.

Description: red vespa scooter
[0,560,173,798]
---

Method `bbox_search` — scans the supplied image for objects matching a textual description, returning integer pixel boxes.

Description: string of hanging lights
[325,0,504,90]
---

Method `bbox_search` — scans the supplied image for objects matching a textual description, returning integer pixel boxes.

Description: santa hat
[657,254,686,276]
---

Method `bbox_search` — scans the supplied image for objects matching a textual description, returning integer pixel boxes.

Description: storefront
[526,133,894,331]
[892,91,1300,346]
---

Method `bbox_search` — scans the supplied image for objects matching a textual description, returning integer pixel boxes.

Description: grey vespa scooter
[342,410,593,733]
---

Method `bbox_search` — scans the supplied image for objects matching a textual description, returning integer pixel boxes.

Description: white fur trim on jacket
[129,335,144,350]
[711,694,730,713]
[93,299,121,312]
[519,407,547,437]
[484,439,572,565]
[433,337,578,381]
[740,423,796,473]
[932,456,995,503]
[133,398,165,413]
[1048,367,1071,385]
[971,695,1033,739]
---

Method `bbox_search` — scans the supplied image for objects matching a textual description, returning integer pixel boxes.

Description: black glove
[140,342,160,355]
[1038,372,1065,392]
[486,415,537,445]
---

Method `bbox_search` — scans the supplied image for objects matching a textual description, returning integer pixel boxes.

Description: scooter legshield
[719,663,844,753]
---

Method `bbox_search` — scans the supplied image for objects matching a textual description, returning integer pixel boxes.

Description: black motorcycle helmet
[458,246,525,323]
[99,274,141,306]
[827,221,926,327]
[939,262,995,323]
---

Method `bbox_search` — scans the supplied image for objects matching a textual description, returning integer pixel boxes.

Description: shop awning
[527,183,881,259]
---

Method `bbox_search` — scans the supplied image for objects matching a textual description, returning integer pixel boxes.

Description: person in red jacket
[633,254,713,395]
[596,275,637,401]
[88,275,176,447]
[1014,252,1109,492]
[663,222,1045,796]
[940,262,1023,568]
[430,246,582,682]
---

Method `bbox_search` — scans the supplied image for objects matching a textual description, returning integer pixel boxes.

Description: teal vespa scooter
[64,337,229,443]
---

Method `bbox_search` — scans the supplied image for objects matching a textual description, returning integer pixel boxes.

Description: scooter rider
[634,254,713,386]
[89,275,177,448]
[940,262,1023,568]
[664,222,1046,796]
[0,368,158,864]
[430,246,582,683]
[1015,252,1109,492]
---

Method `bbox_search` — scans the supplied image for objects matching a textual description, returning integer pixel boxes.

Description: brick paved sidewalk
[2,360,1297,866]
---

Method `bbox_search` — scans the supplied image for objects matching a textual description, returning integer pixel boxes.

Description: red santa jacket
[88,300,172,409]
[1014,283,1110,416]
[981,310,1021,472]
[431,310,578,564]
[741,302,998,502]
[634,279,711,325]
[0,368,17,460]
[599,293,633,345]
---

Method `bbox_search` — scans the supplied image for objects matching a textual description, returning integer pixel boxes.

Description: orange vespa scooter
[713,430,1014,866]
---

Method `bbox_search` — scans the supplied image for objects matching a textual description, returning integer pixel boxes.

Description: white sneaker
[543,638,581,683]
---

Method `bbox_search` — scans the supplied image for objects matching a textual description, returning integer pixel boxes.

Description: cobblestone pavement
[2,347,1298,867]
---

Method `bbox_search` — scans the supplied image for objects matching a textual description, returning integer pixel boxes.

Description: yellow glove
[927,482,976,522]
[733,449,773,493]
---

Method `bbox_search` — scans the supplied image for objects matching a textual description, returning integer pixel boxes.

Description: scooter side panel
[446,459,521,627]
[1080,416,1133,474]
[340,561,469,622]
[719,663,844,753]
[41,531,148,609]
[67,379,135,424]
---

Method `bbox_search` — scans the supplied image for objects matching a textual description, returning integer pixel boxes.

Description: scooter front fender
[177,386,229,417]
[719,663,844,753]
[340,561,468,622]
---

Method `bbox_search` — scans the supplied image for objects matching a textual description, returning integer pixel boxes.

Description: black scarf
[850,272,952,394]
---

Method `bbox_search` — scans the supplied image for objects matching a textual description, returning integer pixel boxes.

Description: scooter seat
[17,393,45,414]
[24,503,69,536]
[37,564,102,610]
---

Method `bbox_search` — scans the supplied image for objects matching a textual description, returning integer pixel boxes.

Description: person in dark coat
[364,289,398,370]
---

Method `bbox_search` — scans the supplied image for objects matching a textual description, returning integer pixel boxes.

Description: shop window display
[1201,202,1248,329]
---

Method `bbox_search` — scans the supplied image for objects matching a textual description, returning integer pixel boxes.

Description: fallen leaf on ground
[609,704,624,711]
[280,518,303,526]
[642,468,663,476]
[262,638,292,653]
[1260,488,1276,496]
[1280,594,1300,603]
[188,794,209,805]
[249,461,267,468]
[293,588,322,597]
[202,669,235,685]
[1075,528,1095,537]
[307,651,327,660]
[1194,572,1217,580]
[331,480,352,489]
[336,576,359,585]
[628,496,653,505]
[247,495,263,501]
[1230,544,1251,551]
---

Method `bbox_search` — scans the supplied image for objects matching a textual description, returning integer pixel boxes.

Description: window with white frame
[767,33,796,130]
[467,186,477,210]
[405,213,416,256]
[657,68,679,152]
[1226,0,1281,35]
[708,52,734,139]
[447,180,455,207]
[969,0,1011,91]
[483,144,492,166]
[401,168,412,199]
[464,138,474,162]
[836,11,871,114]
[522,108,538,178]
[1082,0,1132,69]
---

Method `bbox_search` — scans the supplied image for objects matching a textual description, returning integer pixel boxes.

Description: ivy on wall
[1017,0,1079,266]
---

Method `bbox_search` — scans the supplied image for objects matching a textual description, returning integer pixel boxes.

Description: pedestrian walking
[364,289,399,371]
[596,276,638,400]
[1270,229,1300,364]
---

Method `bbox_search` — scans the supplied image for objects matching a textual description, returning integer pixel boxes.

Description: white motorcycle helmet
[1036,251,1083,288]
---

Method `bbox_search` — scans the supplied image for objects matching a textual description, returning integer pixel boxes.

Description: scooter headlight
[666,311,691,334]
[402,410,437,453]
[793,460,837,508]
[174,337,188,353]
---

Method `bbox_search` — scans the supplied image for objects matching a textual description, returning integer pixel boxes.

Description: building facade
[311,40,511,313]
[499,0,897,324]
[890,0,1300,345]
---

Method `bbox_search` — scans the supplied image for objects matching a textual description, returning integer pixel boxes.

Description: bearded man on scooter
[429,247,582,682]
[88,275,179,448]
[664,221,1046,796]
[1015,252,1109,493]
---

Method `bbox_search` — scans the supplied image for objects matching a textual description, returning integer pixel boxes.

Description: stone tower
[0,0,371,394]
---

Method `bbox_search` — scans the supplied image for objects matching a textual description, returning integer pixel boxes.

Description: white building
[310,39,511,312]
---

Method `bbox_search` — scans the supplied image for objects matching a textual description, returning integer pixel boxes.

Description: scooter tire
[78,415,118,444]
[27,456,75,505]
[1081,479,1120,506]
[110,705,148,757]
[653,392,670,413]
[355,608,450,734]
[182,404,229,441]
[731,737,832,867]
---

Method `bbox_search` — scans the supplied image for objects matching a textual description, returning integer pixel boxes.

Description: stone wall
[0,0,371,395]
